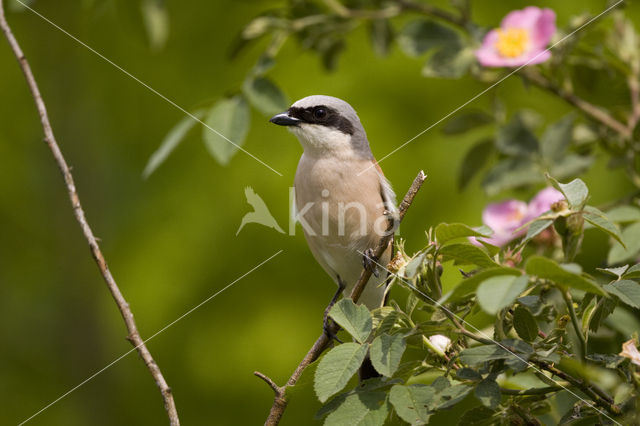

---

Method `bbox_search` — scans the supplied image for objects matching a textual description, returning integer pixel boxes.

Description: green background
[0,0,637,424]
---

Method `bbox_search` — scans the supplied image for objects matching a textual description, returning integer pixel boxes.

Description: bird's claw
[362,248,379,277]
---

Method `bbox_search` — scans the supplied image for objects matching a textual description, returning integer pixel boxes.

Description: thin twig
[500,385,563,395]
[0,2,179,425]
[256,170,426,426]
[561,289,587,362]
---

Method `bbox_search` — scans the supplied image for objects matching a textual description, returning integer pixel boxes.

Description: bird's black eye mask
[288,105,355,135]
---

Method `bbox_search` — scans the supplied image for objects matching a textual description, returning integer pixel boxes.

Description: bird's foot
[323,277,346,343]
[362,248,380,278]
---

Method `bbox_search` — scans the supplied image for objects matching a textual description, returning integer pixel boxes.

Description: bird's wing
[372,160,398,216]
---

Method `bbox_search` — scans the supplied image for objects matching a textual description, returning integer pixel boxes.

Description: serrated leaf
[549,154,593,180]
[597,265,629,278]
[329,299,373,343]
[525,256,605,295]
[513,305,538,342]
[623,263,640,279]
[404,252,426,279]
[541,115,573,161]
[370,334,406,377]
[397,19,459,57]
[456,368,481,381]
[202,96,250,165]
[459,345,511,365]
[243,77,288,116]
[446,267,522,302]
[435,383,472,409]
[547,176,589,210]
[443,111,493,134]
[435,223,491,245]
[439,243,496,268]
[315,343,368,403]
[606,205,640,223]
[604,280,640,308]
[458,138,494,189]
[474,379,501,409]
[144,109,205,178]
[496,115,539,156]
[457,406,496,425]
[583,205,624,247]
[324,391,389,426]
[389,384,434,424]
[607,222,640,265]
[477,275,528,315]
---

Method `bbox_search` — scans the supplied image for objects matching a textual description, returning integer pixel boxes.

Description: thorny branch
[0,2,179,424]
[255,170,426,426]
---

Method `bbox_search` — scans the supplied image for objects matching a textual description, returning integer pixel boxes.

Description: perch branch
[255,170,426,426]
[0,2,179,425]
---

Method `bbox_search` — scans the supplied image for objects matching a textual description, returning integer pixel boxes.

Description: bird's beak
[269,112,300,126]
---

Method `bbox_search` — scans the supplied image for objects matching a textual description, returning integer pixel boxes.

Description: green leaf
[324,391,389,426]
[482,157,543,196]
[541,115,573,162]
[370,334,406,377]
[547,176,589,210]
[389,384,434,424]
[496,115,539,156]
[458,139,494,189]
[435,383,472,409]
[329,299,373,343]
[459,345,511,365]
[513,305,538,342]
[144,109,205,178]
[623,263,640,279]
[476,275,528,315]
[446,267,522,302]
[443,111,493,134]
[315,343,368,403]
[548,154,593,180]
[404,252,426,279]
[583,205,624,247]
[525,256,606,295]
[242,77,288,116]
[202,96,250,165]
[474,379,501,409]
[397,20,459,57]
[456,368,482,381]
[457,406,497,425]
[607,222,640,264]
[368,19,393,57]
[422,44,475,79]
[435,223,491,245]
[517,219,554,249]
[604,280,640,308]
[439,244,496,268]
[597,265,629,278]
[606,205,640,223]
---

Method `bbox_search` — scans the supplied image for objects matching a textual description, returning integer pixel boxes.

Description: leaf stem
[561,289,587,362]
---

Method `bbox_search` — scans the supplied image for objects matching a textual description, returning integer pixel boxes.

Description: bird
[236,186,284,235]
[269,95,398,330]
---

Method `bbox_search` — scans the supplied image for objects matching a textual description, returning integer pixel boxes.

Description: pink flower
[471,187,564,247]
[620,339,640,367]
[526,186,564,220]
[475,6,556,67]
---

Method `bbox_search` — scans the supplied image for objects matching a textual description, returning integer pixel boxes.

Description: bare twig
[255,170,426,426]
[521,68,632,139]
[0,2,179,425]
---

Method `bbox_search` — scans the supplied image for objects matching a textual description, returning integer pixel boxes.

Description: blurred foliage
[1,0,640,425]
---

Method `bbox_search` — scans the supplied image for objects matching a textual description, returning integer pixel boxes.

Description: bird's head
[270,95,370,158]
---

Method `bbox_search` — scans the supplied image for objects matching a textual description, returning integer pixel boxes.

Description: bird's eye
[313,107,327,119]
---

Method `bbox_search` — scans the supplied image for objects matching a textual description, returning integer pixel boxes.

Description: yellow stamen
[495,28,529,58]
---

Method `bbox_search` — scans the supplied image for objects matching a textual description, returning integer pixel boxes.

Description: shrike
[270,95,397,328]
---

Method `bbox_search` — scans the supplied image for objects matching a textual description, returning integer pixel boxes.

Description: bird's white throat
[290,123,355,158]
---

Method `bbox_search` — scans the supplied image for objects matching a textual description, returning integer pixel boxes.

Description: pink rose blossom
[475,6,556,67]
[471,187,564,247]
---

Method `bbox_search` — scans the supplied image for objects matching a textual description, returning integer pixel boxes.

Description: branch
[521,68,632,139]
[500,385,563,396]
[0,3,180,425]
[256,170,426,426]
